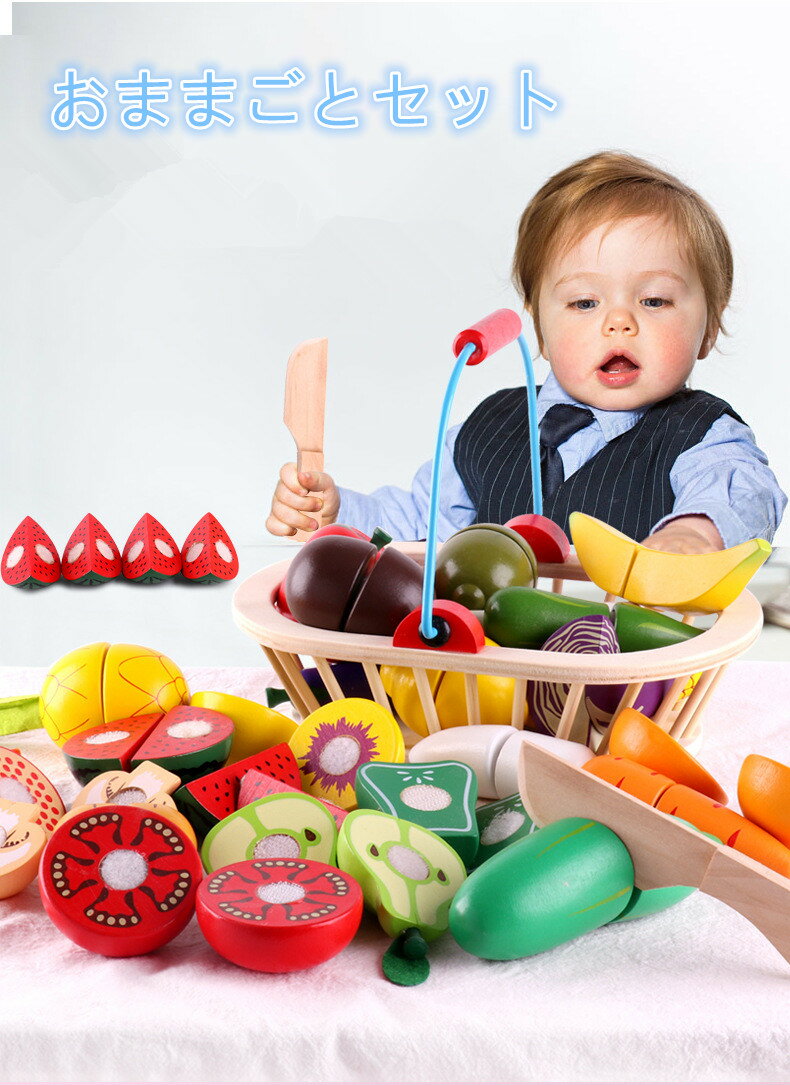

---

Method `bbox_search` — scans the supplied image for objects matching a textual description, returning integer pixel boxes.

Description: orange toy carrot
[609,707,727,804]
[584,755,675,807]
[738,754,790,849]
[656,784,790,879]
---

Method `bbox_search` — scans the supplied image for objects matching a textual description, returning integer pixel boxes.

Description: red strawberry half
[122,514,182,582]
[2,517,60,588]
[181,513,239,583]
[61,515,122,585]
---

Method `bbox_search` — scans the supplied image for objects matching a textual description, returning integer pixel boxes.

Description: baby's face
[536,215,709,411]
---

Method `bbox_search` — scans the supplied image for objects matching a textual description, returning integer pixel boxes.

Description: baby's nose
[603,308,637,334]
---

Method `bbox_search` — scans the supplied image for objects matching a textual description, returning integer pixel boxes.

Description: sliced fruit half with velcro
[202,791,339,873]
[121,514,182,582]
[174,743,302,841]
[130,705,234,784]
[71,761,182,809]
[61,514,122,584]
[1,517,60,588]
[181,513,239,583]
[63,713,164,785]
[0,800,49,899]
[0,747,65,833]
[336,809,467,941]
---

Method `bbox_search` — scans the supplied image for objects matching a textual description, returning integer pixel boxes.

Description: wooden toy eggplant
[283,532,423,636]
[197,858,362,972]
[449,817,634,960]
[435,524,537,611]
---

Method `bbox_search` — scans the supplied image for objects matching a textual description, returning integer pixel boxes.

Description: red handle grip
[452,309,523,366]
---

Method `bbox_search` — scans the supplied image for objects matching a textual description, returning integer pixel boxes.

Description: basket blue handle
[420,313,540,641]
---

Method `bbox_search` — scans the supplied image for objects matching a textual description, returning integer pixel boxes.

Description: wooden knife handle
[700,847,790,966]
[297,449,325,477]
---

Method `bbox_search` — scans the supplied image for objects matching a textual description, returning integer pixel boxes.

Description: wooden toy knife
[284,338,328,478]
[283,338,328,540]
[517,741,790,966]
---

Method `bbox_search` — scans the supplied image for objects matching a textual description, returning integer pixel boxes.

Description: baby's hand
[640,515,724,555]
[266,462,340,537]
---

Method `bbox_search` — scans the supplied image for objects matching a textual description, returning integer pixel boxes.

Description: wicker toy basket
[232,544,763,751]
[236,311,764,751]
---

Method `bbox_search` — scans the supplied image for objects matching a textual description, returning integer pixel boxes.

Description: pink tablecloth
[1,662,789,1084]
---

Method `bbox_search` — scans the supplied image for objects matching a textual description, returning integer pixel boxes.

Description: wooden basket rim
[232,543,763,684]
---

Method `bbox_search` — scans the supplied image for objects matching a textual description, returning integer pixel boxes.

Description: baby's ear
[697,335,713,360]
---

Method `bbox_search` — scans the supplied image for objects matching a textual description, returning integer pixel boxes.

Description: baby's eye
[569,299,597,311]
[641,297,671,309]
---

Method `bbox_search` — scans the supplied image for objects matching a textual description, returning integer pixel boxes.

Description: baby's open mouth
[599,354,639,374]
[596,351,641,387]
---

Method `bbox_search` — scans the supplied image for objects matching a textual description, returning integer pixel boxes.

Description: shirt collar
[537,371,647,442]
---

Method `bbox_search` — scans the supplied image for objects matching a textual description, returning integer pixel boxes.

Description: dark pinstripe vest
[453,386,743,539]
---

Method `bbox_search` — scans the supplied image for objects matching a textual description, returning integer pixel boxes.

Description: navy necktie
[540,403,594,501]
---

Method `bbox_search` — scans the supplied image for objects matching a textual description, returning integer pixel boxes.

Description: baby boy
[267,152,786,554]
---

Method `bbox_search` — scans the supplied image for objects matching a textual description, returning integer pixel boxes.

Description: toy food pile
[273,513,771,743]
[4,635,788,979]
[1,513,238,588]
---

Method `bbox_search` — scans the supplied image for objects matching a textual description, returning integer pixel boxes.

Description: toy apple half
[504,515,570,564]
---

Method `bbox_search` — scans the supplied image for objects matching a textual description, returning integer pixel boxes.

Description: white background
[2,1,789,667]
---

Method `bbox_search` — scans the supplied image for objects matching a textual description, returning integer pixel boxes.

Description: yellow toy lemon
[381,640,527,738]
[40,642,189,746]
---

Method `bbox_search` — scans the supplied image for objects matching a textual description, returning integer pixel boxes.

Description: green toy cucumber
[449,817,634,960]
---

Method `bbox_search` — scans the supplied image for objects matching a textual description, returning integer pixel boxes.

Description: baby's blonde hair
[512,151,733,355]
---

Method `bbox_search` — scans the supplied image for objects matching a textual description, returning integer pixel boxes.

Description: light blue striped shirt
[338,373,786,547]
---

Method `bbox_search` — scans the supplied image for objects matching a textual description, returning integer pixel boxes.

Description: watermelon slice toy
[175,743,301,841]
[61,514,122,585]
[62,714,164,785]
[122,514,181,582]
[2,517,60,588]
[181,513,239,583]
[130,705,234,784]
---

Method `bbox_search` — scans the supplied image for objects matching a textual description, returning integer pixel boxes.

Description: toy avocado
[435,524,537,611]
